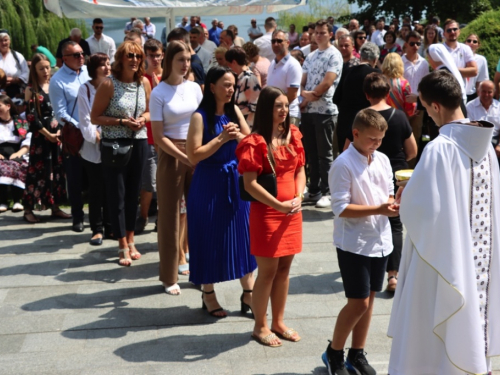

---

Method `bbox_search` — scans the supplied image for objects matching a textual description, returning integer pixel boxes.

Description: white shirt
[150,80,202,139]
[0,50,29,83]
[443,42,475,71]
[466,54,489,95]
[302,45,343,115]
[267,54,302,118]
[254,31,275,62]
[194,45,212,73]
[0,120,31,148]
[77,82,101,163]
[466,98,500,137]
[86,34,117,63]
[402,54,429,95]
[371,29,386,47]
[329,144,394,257]
[201,39,217,55]
[144,23,156,39]
[300,44,311,57]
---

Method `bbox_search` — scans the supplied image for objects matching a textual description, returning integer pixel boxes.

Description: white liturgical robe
[388,120,500,375]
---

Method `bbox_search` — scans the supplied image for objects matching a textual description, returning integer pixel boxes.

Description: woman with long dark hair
[91,41,151,266]
[150,40,203,294]
[23,53,69,223]
[236,86,306,347]
[186,66,256,317]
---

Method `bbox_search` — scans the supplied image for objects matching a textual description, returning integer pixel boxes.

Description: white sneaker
[315,195,331,208]
[12,202,24,212]
[304,191,322,202]
[0,204,7,212]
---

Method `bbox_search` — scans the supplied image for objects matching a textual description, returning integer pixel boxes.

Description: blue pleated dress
[187,109,257,285]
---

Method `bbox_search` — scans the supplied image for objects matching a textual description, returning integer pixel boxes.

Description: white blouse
[77,81,101,163]
[0,50,29,83]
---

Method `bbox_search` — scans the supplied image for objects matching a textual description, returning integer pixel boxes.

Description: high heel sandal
[202,290,227,318]
[240,289,253,316]
[118,248,132,267]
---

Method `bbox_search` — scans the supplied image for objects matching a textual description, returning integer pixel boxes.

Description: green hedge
[459,9,500,78]
[0,0,87,61]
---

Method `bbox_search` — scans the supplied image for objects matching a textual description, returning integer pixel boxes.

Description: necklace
[167,82,185,101]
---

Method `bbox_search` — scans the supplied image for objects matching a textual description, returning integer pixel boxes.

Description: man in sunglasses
[86,18,116,64]
[442,19,477,82]
[402,31,429,150]
[55,28,91,68]
[49,41,90,233]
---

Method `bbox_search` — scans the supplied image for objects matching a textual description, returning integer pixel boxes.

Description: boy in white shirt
[323,108,398,375]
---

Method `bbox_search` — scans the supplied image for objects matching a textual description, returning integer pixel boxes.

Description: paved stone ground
[0,205,498,375]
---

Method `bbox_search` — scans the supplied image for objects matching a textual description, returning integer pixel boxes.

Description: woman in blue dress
[186,66,256,318]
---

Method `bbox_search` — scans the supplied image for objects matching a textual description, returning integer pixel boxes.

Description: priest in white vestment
[388,70,500,375]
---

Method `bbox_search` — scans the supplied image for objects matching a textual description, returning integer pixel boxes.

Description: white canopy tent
[44,0,307,31]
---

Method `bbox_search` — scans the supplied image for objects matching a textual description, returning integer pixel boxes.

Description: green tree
[348,0,491,25]
[277,0,351,32]
[458,9,500,78]
[0,0,87,60]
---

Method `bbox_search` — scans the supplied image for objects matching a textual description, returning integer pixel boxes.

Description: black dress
[23,88,67,210]
[333,63,380,151]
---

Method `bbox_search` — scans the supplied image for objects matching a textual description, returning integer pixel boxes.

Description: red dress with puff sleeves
[236,125,305,258]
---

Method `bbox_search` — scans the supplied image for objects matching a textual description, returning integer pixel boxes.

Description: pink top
[386,77,416,118]
[251,57,271,88]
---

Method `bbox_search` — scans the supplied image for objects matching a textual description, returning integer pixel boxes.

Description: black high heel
[202,290,226,318]
[240,289,253,316]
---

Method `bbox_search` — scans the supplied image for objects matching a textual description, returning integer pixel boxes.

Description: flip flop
[165,283,181,295]
[271,328,301,342]
[251,333,282,348]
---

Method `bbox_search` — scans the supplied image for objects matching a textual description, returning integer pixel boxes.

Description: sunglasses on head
[446,27,458,33]
[271,38,284,44]
[127,52,142,59]
[466,39,478,44]
[64,52,85,58]
[409,41,422,47]
[357,36,366,40]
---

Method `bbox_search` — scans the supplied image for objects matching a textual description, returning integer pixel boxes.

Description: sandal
[118,248,132,267]
[251,333,282,348]
[271,328,301,342]
[386,275,398,293]
[178,263,189,275]
[23,212,40,224]
[165,283,181,295]
[240,289,253,316]
[202,290,227,318]
[51,209,72,219]
[128,243,141,260]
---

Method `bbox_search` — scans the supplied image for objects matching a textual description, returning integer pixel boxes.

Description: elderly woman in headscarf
[0,30,29,99]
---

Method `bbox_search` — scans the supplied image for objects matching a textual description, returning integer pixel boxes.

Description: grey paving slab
[1,207,499,375]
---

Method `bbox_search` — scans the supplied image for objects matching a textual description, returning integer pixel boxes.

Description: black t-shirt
[376,107,412,171]
[55,37,92,59]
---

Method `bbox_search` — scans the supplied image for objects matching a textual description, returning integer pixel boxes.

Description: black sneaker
[345,349,376,375]
[322,346,350,375]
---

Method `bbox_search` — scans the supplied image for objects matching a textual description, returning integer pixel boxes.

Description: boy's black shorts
[336,248,389,299]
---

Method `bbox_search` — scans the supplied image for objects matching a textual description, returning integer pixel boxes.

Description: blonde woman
[382,53,416,118]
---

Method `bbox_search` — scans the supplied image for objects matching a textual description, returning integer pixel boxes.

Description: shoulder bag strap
[85,82,90,102]
[131,83,139,139]
[266,152,276,176]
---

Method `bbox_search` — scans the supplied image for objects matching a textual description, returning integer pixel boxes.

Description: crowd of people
[1,12,500,375]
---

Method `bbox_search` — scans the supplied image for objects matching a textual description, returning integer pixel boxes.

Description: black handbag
[239,153,277,202]
[100,85,139,168]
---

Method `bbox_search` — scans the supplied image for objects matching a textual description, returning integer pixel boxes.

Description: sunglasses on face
[357,36,366,40]
[147,53,163,59]
[409,41,422,47]
[127,52,142,59]
[94,26,104,30]
[446,27,458,33]
[271,39,284,44]
[64,52,85,58]
[466,39,478,44]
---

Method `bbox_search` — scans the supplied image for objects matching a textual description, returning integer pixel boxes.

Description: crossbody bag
[239,152,277,202]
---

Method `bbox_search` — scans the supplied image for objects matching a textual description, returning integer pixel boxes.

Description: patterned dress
[235,69,261,117]
[23,89,67,210]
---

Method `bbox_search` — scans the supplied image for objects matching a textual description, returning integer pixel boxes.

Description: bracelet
[119,118,123,126]
[294,193,304,201]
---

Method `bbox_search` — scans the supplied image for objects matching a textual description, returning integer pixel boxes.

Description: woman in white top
[0,31,29,99]
[464,34,489,102]
[77,53,111,246]
[150,41,203,295]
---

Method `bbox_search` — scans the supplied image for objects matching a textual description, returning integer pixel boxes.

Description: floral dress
[23,88,67,210]
[0,117,30,188]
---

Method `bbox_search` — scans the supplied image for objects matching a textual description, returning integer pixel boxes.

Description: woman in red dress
[236,86,306,347]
